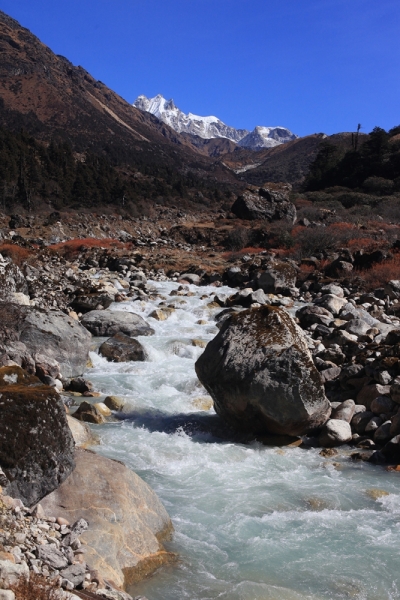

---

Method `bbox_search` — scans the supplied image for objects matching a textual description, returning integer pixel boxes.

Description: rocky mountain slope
[0,8,366,210]
[134,94,297,149]
[0,11,240,199]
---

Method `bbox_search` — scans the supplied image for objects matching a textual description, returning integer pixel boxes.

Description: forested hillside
[304,126,400,193]
[0,125,233,214]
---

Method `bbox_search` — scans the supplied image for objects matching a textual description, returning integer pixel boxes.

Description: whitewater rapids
[85,280,400,600]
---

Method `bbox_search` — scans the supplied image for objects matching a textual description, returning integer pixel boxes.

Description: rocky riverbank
[2,201,400,597]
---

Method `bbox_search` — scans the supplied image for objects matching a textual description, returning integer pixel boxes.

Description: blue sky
[2,0,400,137]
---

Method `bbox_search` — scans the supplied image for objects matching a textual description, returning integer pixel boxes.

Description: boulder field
[196,305,331,436]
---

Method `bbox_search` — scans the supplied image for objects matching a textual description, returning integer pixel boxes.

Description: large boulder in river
[19,307,92,379]
[0,366,75,507]
[41,448,174,589]
[231,184,296,223]
[195,306,330,436]
[81,309,154,337]
[99,332,148,362]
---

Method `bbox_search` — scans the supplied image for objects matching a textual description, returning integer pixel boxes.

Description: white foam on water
[85,280,400,600]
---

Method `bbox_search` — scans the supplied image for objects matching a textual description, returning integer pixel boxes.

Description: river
[85,280,400,600]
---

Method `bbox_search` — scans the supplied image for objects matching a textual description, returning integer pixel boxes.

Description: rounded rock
[319,419,352,447]
[195,305,331,436]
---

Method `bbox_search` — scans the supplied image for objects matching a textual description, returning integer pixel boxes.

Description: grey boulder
[0,366,75,508]
[318,419,352,447]
[296,305,334,328]
[231,184,296,224]
[0,560,29,588]
[195,305,331,436]
[81,310,154,337]
[38,544,68,570]
[255,260,297,295]
[19,308,91,379]
[314,294,347,316]
[99,332,148,362]
[331,399,355,422]
[60,563,86,587]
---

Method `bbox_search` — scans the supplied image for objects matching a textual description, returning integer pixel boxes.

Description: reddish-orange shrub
[48,238,130,259]
[347,237,379,251]
[11,572,57,599]
[327,222,354,231]
[294,198,313,209]
[298,263,316,275]
[221,247,264,260]
[291,226,305,237]
[0,243,32,266]
[272,246,299,258]
[359,254,400,290]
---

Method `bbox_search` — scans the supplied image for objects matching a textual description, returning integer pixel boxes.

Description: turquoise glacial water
[86,281,400,600]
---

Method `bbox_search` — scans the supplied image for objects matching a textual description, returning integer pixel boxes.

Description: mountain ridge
[133,94,297,149]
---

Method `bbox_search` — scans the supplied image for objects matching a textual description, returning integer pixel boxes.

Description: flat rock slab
[81,310,154,337]
[41,449,174,589]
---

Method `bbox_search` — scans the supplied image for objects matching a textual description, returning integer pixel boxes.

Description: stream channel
[85,280,400,600]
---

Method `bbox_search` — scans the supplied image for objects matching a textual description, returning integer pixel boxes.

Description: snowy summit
[133,94,297,149]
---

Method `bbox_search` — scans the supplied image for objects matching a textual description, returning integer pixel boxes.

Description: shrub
[222,247,265,260]
[11,572,57,600]
[362,176,395,195]
[0,243,32,266]
[347,237,379,251]
[224,227,253,251]
[291,222,360,259]
[336,192,376,209]
[358,254,400,290]
[48,237,129,259]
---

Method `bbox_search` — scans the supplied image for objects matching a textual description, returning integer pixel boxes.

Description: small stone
[365,488,390,500]
[371,396,395,416]
[149,308,175,321]
[38,544,68,569]
[191,339,207,348]
[331,399,355,423]
[319,448,338,457]
[61,578,74,590]
[356,438,376,449]
[60,563,86,588]
[104,396,125,411]
[319,419,352,447]
[73,401,105,424]
[374,421,393,444]
[93,403,112,417]
[357,384,391,409]
[365,416,383,432]
[320,366,341,383]
[378,371,392,386]
[0,559,29,588]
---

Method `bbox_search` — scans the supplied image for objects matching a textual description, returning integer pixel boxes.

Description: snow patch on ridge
[133,94,297,149]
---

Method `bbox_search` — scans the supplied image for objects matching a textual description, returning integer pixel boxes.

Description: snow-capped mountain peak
[133,94,297,149]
